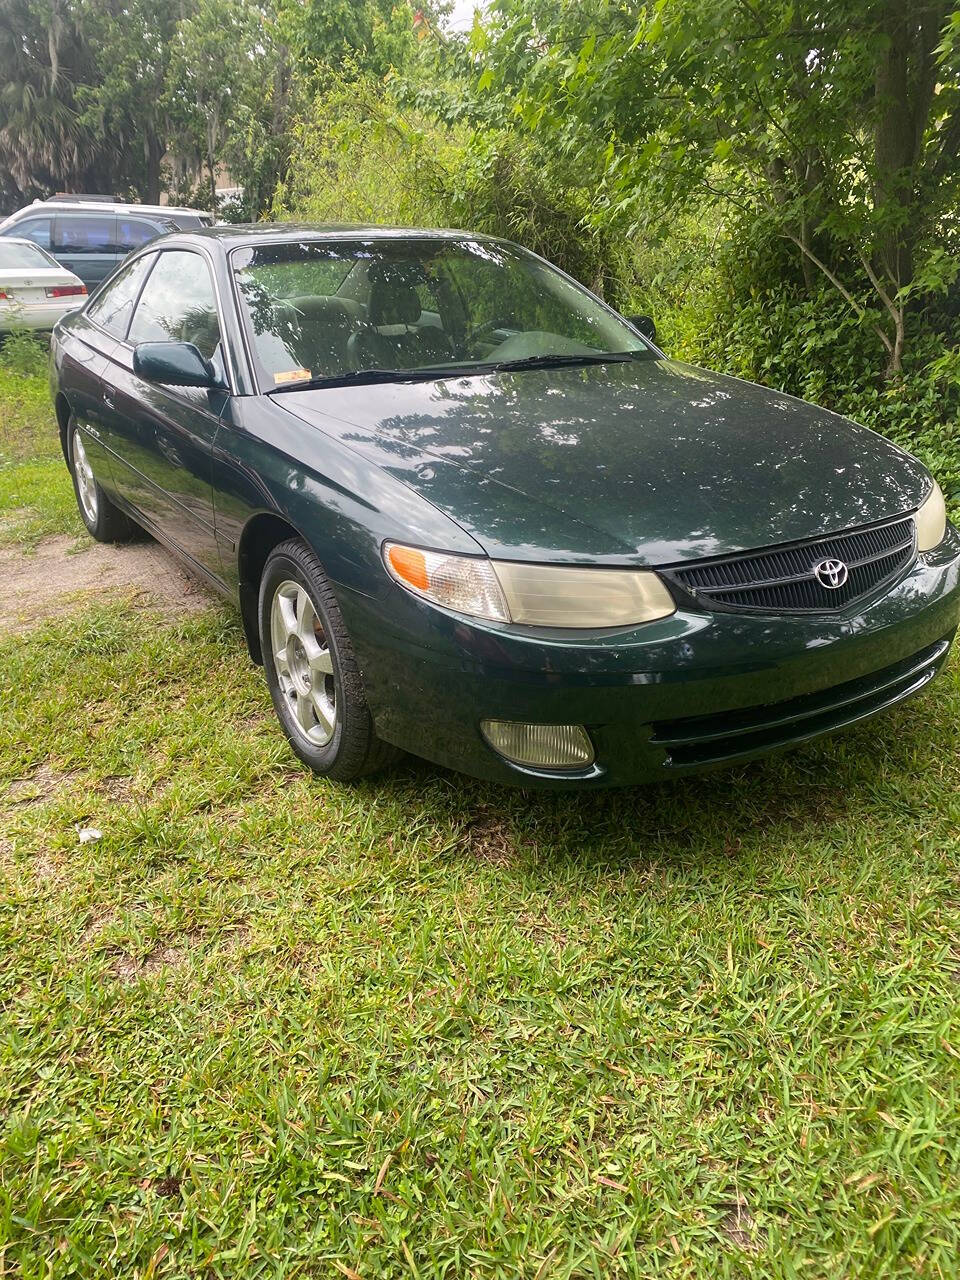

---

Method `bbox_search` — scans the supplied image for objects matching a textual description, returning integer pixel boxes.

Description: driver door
[104,248,227,581]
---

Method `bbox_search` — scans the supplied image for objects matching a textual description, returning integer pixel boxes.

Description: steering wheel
[467,316,512,346]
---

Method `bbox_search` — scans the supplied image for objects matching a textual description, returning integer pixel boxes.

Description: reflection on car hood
[278,358,931,565]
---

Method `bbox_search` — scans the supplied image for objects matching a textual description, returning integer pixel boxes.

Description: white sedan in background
[0,238,87,332]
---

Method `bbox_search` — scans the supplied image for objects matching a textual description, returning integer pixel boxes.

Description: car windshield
[231,237,654,389]
[0,241,58,271]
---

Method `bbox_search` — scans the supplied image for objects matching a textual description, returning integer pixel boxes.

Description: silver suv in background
[0,197,212,289]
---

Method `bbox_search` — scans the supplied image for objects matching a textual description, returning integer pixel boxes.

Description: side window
[53,214,116,254]
[116,217,161,252]
[86,254,156,338]
[12,217,53,249]
[128,251,221,361]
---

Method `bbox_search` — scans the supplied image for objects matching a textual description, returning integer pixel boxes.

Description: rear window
[166,214,208,230]
[116,217,165,251]
[0,241,58,270]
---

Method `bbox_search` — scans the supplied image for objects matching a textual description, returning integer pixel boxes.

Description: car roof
[5,200,207,218]
[167,222,496,249]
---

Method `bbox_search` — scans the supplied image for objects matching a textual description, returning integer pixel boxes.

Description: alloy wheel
[270,579,337,746]
[72,429,99,524]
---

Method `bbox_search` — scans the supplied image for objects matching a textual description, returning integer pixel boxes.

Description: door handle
[102,393,115,410]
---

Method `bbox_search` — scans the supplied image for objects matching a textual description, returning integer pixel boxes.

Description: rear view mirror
[133,341,220,388]
[626,314,657,344]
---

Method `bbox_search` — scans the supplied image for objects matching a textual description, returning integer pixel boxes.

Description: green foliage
[630,215,960,514]
[446,128,632,301]
[0,368,55,458]
[0,331,48,378]
[0,0,447,222]
[273,69,456,228]
[475,0,960,376]
[72,0,184,203]
[0,0,99,204]
[276,70,631,301]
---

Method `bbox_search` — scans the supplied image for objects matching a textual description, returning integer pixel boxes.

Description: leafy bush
[272,71,456,228]
[628,215,960,516]
[277,74,960,517]
[0,329,48,378]
[274,70,631,302]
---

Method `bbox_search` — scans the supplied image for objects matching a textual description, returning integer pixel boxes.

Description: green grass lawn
[0,369,77,547]
[2,373,960,1278]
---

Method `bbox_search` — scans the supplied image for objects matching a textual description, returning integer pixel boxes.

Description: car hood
[278,358,930,565]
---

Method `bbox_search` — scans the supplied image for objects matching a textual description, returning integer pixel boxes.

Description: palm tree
[0,0,100,202]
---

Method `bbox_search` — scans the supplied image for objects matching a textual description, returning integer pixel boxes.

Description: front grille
[650,636,952,769]
[668,516,916,613]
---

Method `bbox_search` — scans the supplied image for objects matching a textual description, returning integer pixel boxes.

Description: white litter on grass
[77,827,103,844]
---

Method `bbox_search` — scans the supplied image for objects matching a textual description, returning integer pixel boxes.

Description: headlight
[916,480,947,552]
[383,544,511,621]
[383,543,676,627]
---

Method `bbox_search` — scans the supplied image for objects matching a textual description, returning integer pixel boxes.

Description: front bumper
[338,526,960,787]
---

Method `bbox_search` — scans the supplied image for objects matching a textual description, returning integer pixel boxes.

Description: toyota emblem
[814,558,849,589]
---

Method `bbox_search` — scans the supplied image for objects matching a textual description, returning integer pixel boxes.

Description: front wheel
[68,417,135,542]
[258,538,399,781]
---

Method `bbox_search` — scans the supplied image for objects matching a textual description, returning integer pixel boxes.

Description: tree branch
[783,231,894,356]
[859,250,900,327]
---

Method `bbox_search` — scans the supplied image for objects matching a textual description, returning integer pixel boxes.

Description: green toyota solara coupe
[49,225,959,787]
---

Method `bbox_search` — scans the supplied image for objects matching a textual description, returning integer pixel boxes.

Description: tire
[258,538,399,781]
[67,416,136,542]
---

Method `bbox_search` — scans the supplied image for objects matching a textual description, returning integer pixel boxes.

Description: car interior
[235,251,604,385]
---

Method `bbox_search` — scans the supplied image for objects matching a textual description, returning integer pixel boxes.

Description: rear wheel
[68,417,135,542]
[259,538,399,781]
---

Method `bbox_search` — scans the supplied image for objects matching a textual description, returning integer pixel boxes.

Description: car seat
[347,263,452,370]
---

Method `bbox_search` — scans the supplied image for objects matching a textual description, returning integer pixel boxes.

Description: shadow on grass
[354,679,945,883]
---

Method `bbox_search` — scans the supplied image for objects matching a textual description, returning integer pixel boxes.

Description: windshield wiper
[267,351,642,394]
[487,352,640,373]
[268,367,434,393]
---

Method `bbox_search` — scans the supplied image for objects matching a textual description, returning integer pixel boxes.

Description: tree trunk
[144,127,163,204]
[872,0,946,375]
[206,104,220,217]
[873,2,916,294]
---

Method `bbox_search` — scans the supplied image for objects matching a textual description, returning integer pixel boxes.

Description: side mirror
[133,341,220,388]
[626,314,657,344]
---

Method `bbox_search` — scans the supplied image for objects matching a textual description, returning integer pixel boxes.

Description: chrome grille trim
[667,515,916,613]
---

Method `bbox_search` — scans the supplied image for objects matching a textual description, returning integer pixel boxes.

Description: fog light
[480,720,594,770]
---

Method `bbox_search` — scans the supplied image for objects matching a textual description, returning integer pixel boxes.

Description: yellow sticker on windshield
[274,368,311,385]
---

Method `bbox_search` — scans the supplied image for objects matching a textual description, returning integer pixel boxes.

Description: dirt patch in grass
[82,906,118,944]
[0,506,33,531]
[719,1198,760,1253]
[111,943,188,984]
[148,1174,182,1198]
[96,774,140,803]
[32,851,61,883]
[4,762,79,806]
[459,810,518,866]
[517,910,569,948]
[0,534,213,635]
